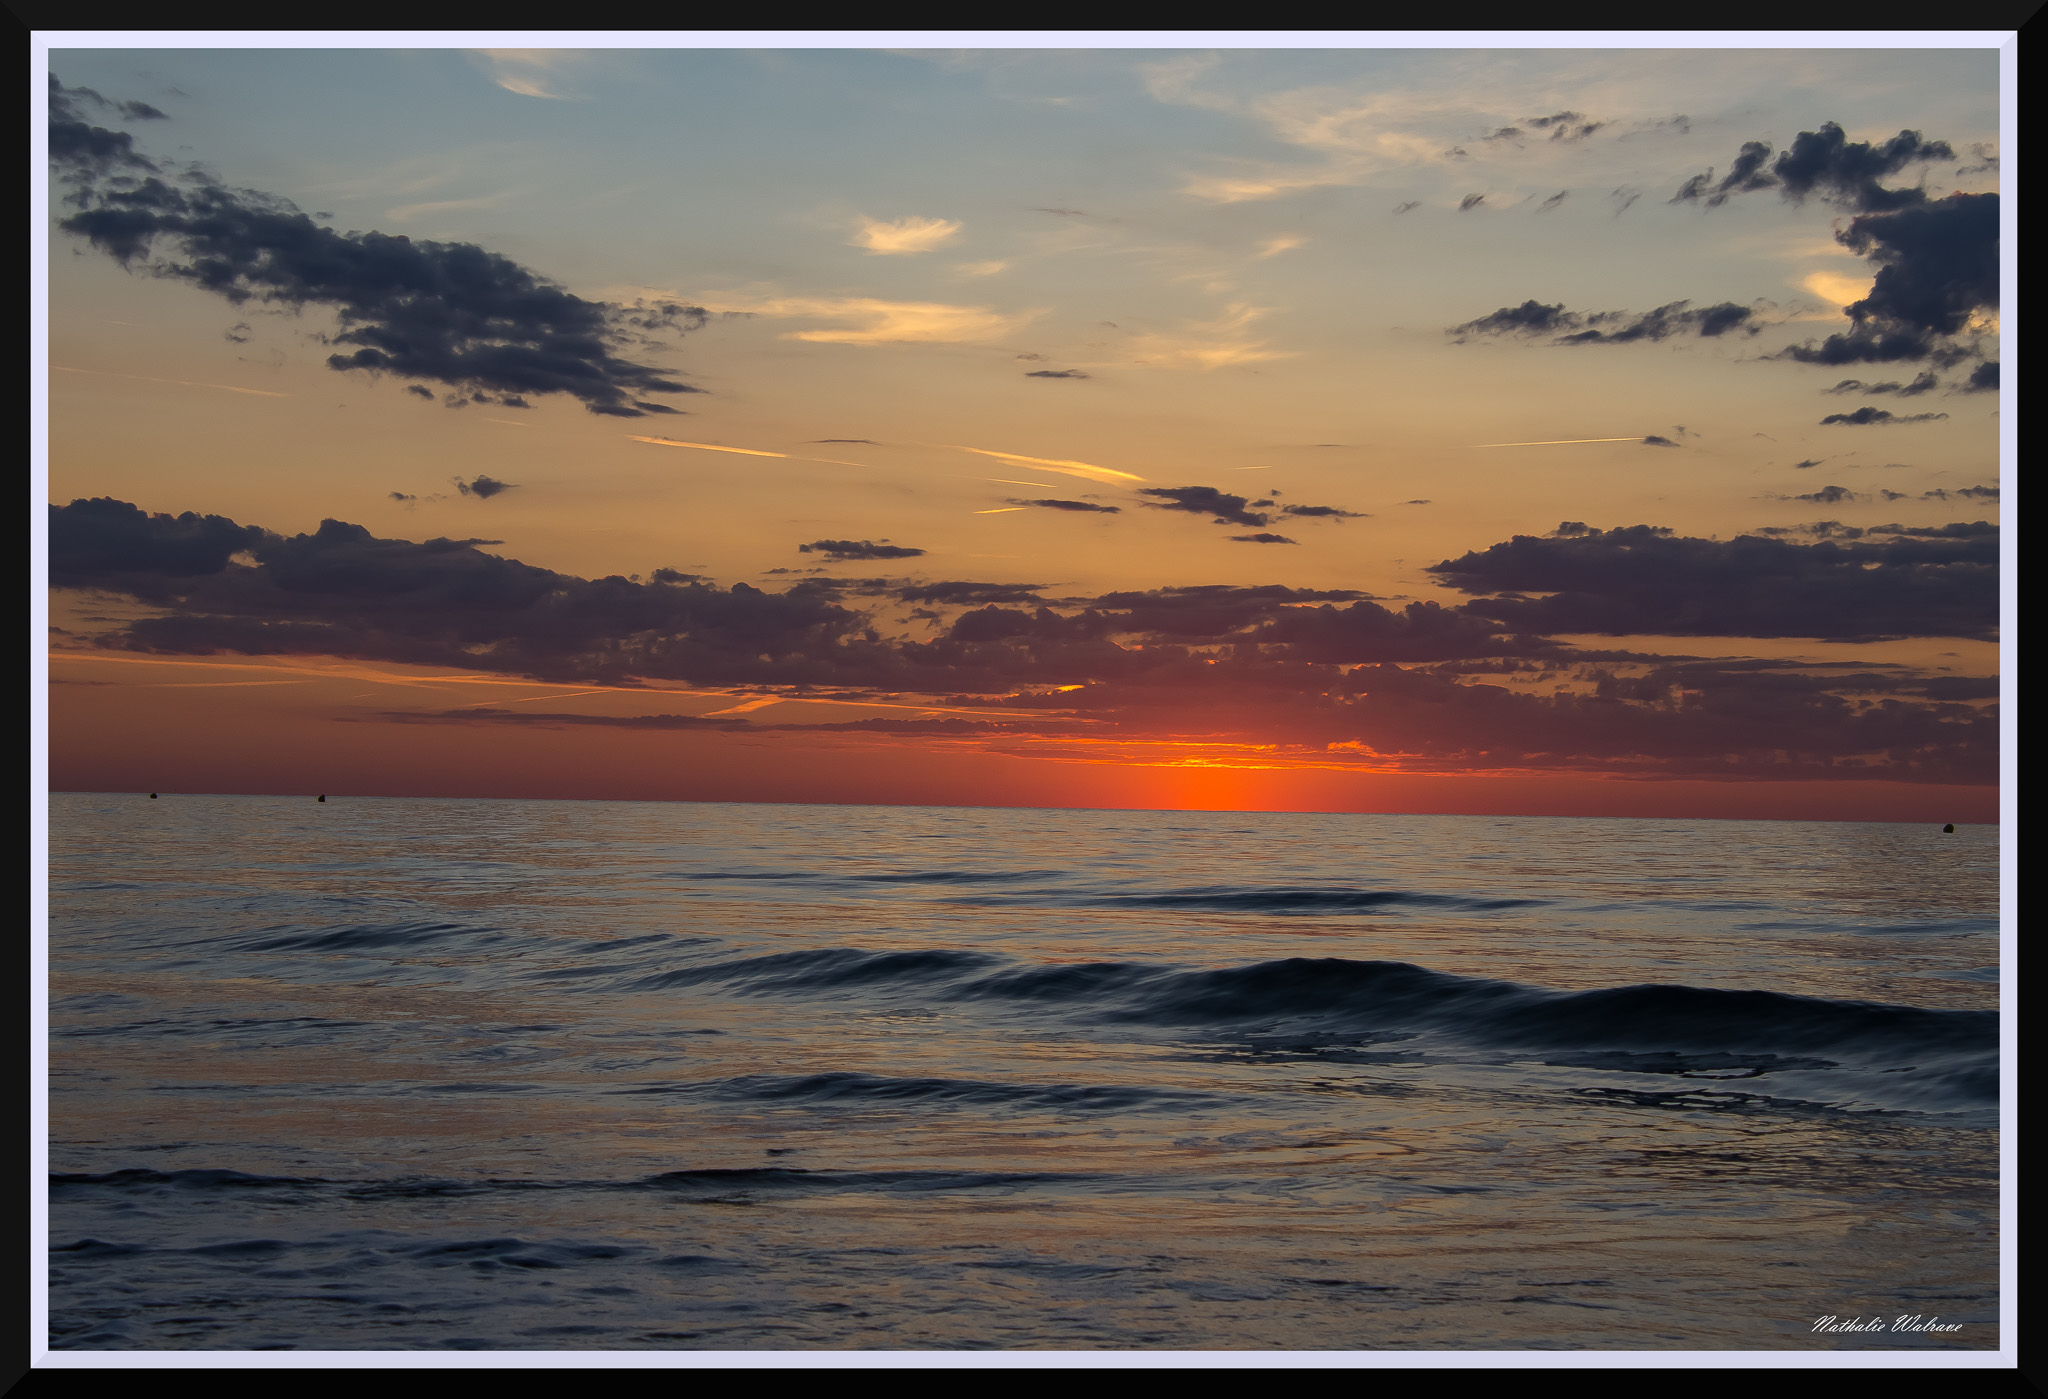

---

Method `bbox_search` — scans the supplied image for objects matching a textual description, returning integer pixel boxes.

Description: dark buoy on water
[148,793,157,799]
[317,794,327,803]
[1943,823,1955,833]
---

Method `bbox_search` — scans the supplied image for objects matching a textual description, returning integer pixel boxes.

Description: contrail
[627,436,865,466]
[1470,436,1640,448]
[954,446,1145,484]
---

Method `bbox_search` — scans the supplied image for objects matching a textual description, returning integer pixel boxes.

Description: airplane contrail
[955,446,1145,484]
[626,436,864,466]
[1470,436,1640,448]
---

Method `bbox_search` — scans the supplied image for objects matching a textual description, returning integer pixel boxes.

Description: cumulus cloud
[453,475,515,499]
[798,540,927,561]
[49,80,705,417]
[1961,361,1998,392]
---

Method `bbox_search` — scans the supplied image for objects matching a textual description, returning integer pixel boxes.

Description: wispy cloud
[384,190,519,224]
[53,365,288,398]
[1123,303,1292,370]
[851,215,963,255]
[470,50,584,101]
[714,295,1038,346]
[957,448,1145,485]
[1254,234,1307,259]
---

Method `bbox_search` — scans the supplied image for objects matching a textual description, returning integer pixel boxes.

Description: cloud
[1961,361,1999,392]
[1428,522,1996,640]
[1641,435,1679,448]
[1818,407,1949,426]
[897,581,1050,605]
[723,295,1036,346]
[1122,303,1291,370]
[1792,459,1825,470]
[1674,122,1955,213]
[470,50,585,100]
[813,439,879,444]
[1278,503,1367,519]
[956,447,1144,486]
[1025,369,1091,379]
[1229,533,1297,544]
[1009,499,1120,513]
[1137,486,1271,529]
[1778,194,1997,366]
[1393,201,1420,215]
[851,215,963,255]
[1536,191,1569,213]
[51,498,1995,785]
[49,88,705,416]
[1255,235,1307,258]
[1790,485,1855,504]
[1459,194,1486,212]
[1525,111,1605,142]
[1824,372,1940,396]
[1450,299,1758,344]
[453,475,514,499]
[798,540,927,561]
[47,78,161,180]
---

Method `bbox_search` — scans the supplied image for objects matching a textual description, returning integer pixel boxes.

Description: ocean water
[43,793,2002,1353]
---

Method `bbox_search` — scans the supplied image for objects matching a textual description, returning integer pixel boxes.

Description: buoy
[148,793,157,799]
[318,794,327,803]
[1942,823,1955,833]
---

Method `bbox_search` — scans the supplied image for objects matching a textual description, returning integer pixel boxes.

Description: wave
[613,1070,1217,1113]
[635,948,1995,1110]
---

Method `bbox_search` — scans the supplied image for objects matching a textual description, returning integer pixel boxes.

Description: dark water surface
[44,794,2001,1351]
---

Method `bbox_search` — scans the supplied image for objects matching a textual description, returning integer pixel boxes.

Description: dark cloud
[1402,499,1432,505]
[1675,122,1955,213]
[1778,193,1997,366]
[405,384,435,399]
[1451,299,1758,344]
[453,475,514,499]
[1428,522,1996,641]
[47,78,161,180]
[1825,372,1940,396]
[1393,201,1420,215]
[1922,486,1998,501]
[1819,407,1949,426]
[1459,194,1486,212]
[1526,112,1605,141]
[1024,369,1091,379]
[1229,533,1297,545]
[1483,127,1522,143]
[798,540,927,561]
[1790,485,1856,504]
[1536,191,1569,213]
[1792,459,1824,470]
[1278,504,1367,519]
[896,581,1050,605]
[1961,361,1998,392]
[49,497,266,593]
[389,492,417,505]
[1137,486,1270,529]
[1641,436,1679,448]
[49,80,705,417]
[52,498,1995,785]
[1010,499,1120,513]
[1610,187,1642,215]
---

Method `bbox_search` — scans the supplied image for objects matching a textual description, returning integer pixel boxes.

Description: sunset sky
[38,36,2009,820]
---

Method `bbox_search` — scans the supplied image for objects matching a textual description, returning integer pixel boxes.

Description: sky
[38,36,2008,820]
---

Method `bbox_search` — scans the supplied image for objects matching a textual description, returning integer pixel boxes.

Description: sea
[41,793,2003,1355]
